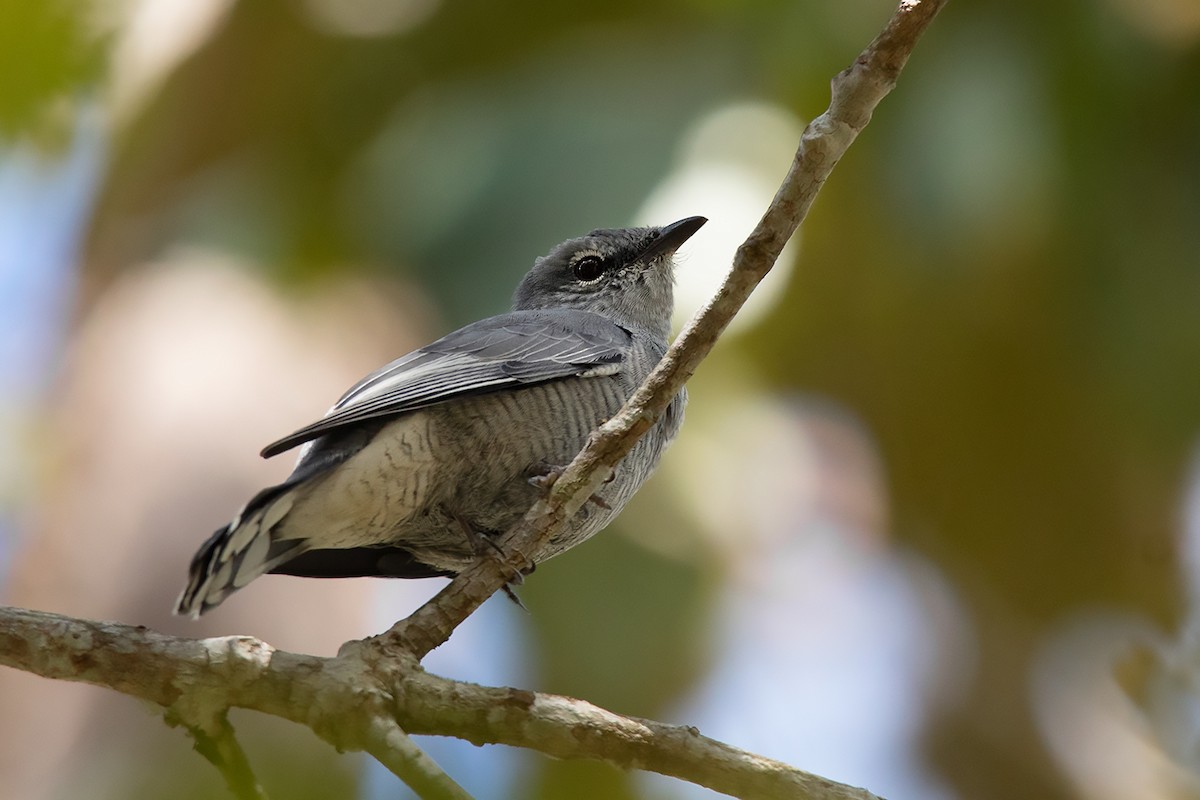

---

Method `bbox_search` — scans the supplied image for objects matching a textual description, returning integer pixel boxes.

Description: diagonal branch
[382,0,950,661]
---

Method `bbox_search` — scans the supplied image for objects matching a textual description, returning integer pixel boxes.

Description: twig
[360,716,474,800]
[382,0,951,661]
[177,712,270,800]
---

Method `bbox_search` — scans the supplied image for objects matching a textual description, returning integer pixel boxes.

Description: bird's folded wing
[260,309,632,458]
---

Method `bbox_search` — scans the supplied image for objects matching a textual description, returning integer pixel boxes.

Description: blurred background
[1,0,1199,798]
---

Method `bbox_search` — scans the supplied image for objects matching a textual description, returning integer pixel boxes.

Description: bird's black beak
[639,216,707,262]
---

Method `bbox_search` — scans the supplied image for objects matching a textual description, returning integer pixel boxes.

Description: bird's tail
[175,483,307,617]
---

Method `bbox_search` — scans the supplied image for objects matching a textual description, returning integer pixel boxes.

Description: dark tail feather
[272,547,450,579]
[174,483,305,617]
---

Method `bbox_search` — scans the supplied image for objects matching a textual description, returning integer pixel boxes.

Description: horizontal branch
[0,606,879,800]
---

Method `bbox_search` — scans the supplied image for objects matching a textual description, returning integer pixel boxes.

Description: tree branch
[0,606,879,799]
[382,0,949,661]
[0,1,946,797]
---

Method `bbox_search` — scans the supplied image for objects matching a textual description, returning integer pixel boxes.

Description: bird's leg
[526,461,612,509]
[452,511,501,558]
[453,513,529,610]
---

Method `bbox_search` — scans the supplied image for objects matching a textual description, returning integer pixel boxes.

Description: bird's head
[513,216,707,340]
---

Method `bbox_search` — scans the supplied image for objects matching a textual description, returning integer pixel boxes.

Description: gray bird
[175,216,705,617]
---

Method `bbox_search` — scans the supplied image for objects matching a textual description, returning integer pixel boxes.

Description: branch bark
[0,1,947,797]
[0,607,877,799]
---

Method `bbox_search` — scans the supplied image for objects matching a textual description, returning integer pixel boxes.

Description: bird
[175,216,706,617]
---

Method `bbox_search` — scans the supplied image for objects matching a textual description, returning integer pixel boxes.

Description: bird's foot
[525,462,562,492]
[526,461,612,509]
[454,513,534,610]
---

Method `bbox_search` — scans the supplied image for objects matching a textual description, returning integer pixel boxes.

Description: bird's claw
[499,555,536,611]
[501,582,529,611]
[526,461,562,492]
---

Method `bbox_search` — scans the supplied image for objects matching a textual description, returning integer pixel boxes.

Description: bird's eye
[572,255,605,282]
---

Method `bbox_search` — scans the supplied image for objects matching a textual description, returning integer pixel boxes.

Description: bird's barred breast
[435,373,633,515]
[433,368,680,562]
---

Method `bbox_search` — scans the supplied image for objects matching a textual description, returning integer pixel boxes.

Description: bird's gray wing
[260,309,632,458]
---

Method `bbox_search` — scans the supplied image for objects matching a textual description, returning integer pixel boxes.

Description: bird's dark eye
[572,255,605,282]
